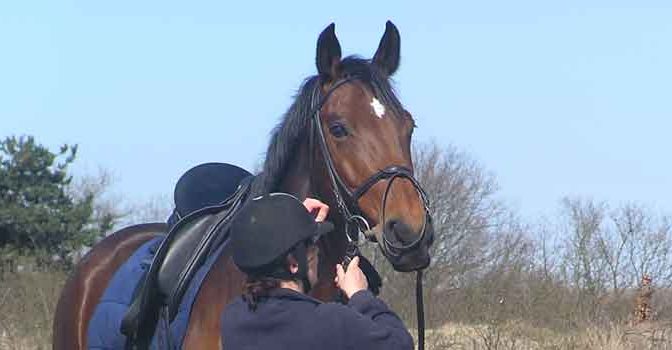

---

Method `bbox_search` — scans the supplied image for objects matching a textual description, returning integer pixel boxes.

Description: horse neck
[277,139,348,300]
[277,137,311,199]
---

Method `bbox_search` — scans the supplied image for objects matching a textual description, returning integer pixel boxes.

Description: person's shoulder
[310,301,356,336]
[314,299,365,323]
[224,295,246,308]
[222,296,247,318]
[315,300,350,315]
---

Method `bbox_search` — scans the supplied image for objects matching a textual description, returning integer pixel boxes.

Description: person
[222,192,413,350]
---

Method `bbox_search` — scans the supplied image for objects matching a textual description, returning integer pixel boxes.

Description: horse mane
[251,56,407,196]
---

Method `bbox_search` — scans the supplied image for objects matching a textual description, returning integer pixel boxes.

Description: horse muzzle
[369,214,434,272]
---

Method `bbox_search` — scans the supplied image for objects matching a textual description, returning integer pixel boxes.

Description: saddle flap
[156,213,219,300]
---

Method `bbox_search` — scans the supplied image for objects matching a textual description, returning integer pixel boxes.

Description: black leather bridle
[308,77,432,255]
[308,76,430,350]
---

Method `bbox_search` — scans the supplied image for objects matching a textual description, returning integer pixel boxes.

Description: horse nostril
[384,219,415,244]
[384,219,398,234]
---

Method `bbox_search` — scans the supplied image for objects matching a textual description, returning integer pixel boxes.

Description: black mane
[251,56,406,195]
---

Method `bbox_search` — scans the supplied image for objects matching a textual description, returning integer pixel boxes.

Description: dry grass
[416,321,672,350]
[0,267,66,350]
[2,267,672,350]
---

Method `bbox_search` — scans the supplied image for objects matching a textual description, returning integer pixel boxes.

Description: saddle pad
[87,237,164,349]
[87,236,230,349]
[168,239,230,347]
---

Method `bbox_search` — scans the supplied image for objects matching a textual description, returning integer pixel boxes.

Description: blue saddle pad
[87,236,229,349]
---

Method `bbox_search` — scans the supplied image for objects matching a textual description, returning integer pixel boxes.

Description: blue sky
[2,1,671,219]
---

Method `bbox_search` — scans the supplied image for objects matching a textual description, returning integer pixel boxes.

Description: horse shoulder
[183,252,244,349]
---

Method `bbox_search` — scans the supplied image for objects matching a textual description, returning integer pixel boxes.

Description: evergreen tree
[0,135,104,261]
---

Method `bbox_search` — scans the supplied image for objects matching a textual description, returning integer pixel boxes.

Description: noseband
[308,77,431,256]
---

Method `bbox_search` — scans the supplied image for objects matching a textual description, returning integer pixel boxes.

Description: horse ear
[373,21,401,76]
[316,23,342,78]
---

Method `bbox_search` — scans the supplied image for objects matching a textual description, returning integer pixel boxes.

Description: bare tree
[555,199,672,323]
[412,142,508,289]
[70,168,173,233]
[118,194,173,228]
[359,143,672,332]
[560,198,609,297]
[68,167,125,237]
[596,209,630,295]
[611,204,672,290]
[553,197,617,324]
[365,141,535,328]
[534,220,562,282]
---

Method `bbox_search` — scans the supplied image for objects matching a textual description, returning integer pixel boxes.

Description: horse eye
[329,123,349,138]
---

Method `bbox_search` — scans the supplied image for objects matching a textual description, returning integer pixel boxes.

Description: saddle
[120,165,254,350]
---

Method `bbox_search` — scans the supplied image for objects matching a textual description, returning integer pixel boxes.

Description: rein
[417,270,425,350]
[309,76,428,350]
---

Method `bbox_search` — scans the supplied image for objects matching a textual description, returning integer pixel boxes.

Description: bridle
[308,76,431,350]
[308,76,432,256]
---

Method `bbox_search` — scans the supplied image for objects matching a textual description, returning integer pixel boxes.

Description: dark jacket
[221,288,413,350]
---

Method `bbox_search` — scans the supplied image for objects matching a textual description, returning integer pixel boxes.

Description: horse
[53,21,434,349]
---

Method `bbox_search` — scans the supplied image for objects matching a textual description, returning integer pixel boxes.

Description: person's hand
[335,256,368,299]
[303,198,329,222]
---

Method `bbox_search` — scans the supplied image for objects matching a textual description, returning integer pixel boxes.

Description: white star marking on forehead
[370,98,386,119]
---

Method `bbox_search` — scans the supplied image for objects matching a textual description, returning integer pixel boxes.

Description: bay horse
[53,21,434,349]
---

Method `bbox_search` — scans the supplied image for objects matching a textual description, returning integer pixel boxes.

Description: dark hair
[242,275,281,311]
[240,245,317,311]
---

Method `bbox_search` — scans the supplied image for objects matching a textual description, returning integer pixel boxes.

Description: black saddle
[121,163,254,350]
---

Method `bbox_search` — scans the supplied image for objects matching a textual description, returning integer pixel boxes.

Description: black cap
[174,162,252,217]
[231,193,333,273]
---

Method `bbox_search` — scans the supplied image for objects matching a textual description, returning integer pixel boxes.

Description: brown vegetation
[2,142,672,349]
[0,258,66,350]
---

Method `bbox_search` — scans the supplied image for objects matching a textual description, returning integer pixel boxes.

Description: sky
[1,1,671,220]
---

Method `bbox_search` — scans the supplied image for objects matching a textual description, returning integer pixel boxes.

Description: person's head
[230,193,332,308]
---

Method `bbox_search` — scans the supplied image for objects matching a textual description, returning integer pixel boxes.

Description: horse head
[255,21,433,274]
[310,22,434,272]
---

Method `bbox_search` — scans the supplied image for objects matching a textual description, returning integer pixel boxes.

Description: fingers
[336,263,345,281]
[314,204,329,222]
[303,198,318,210]
[302,198,330,222]
[350,256,360,269]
